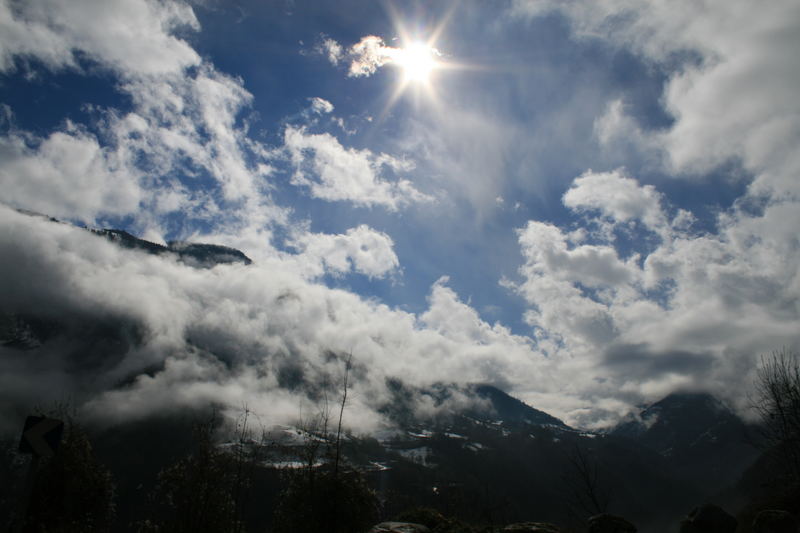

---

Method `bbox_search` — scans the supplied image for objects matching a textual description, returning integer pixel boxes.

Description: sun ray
[368,3,479,125]
[396,42,438,83]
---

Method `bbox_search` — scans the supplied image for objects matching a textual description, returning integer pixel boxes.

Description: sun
[395,42,439,83]
[373,6,470,118]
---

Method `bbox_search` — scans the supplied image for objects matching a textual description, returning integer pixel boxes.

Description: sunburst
[395,42,440,84]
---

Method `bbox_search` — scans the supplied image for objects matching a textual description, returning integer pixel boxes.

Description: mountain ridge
[610,391,760,492]
[92,228,253,267]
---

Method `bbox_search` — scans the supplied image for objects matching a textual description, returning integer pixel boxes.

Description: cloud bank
[0,207,553,434]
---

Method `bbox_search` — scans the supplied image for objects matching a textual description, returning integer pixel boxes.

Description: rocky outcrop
[369,522,430,533]
[92,229,253,267]
[679,504,737,533]
[588,514,637,533]
[752,510,797,533]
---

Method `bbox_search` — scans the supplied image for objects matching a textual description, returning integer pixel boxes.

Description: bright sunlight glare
[396,42,438,83]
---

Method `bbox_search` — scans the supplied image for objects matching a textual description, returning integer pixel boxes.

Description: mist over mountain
[0,210,763,440]
[0,208,554,435]
[92,228,253,267]
[610,392,760,493]
[0,211,775,532]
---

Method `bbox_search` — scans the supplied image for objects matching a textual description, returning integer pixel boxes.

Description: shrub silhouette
[272,463,379,533]
[135,415,248,533]
[23,419,115,533]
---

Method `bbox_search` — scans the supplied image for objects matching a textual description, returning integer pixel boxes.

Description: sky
[1,0,799,432]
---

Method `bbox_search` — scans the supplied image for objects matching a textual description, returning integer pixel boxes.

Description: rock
[753,510,797,533]
[680,504,737,533]
[503,522,563,533]
[588,514,637,533]
[369,522,430,533]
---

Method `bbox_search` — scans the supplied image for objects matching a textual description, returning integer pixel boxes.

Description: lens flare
[396,42,438,83]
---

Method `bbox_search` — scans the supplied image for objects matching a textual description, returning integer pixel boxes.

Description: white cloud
[318,37,344,66]
[117,65,261,204]
[3,0,798,433]
[593,99,662,166]
[283,125,431,210]
[0,61,271,234]
[513,0,800,198]
[504,0,800,418]
[320,34,413,79]
[0,0,200,76]
[347,35,397,78]
[0,125,142,222]
[563,169,667,233]
[290,224,400,279]
[516,221,622,349]
[0,207,558,432]
[422,276,532,349]
[0,0,280,242]
[308,97,334,115]
[511,168,800,418]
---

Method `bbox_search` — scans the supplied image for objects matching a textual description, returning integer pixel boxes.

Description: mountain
[611,392,760,492]
[0,217,766,532]
[376,379,572,434]
[92,228,252,267]
[471,384,571,430]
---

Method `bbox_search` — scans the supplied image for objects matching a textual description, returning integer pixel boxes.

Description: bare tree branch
[753,348,800,483]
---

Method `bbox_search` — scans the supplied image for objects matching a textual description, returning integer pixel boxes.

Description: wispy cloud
[320,35,441,79]
[308,96,334,115]
[0,0,200,76]
[317,36,344,66]
[283,125,432,210]
[346,35,397,77]
[0,0,282,244]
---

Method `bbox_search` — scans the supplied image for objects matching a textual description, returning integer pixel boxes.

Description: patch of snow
[264,460,318,469]
[465,442,485,452]
[368,461,392,471]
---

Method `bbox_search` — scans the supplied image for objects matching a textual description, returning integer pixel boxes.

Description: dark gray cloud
[603,343,715,379]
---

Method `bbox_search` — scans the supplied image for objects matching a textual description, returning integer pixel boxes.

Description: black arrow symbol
[23,418,62,457]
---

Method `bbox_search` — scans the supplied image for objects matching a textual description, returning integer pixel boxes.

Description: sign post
[12,416,64,533]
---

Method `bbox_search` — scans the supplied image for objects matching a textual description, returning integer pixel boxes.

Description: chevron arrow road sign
[18,416,64,458]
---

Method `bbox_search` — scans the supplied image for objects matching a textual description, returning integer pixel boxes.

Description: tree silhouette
[135,412,250,533]
[22,417,115,533]
[562,442,610,520]
[753,348,800,487]
[272,352,379,533]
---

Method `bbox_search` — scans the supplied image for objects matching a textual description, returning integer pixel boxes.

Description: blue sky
[1,0,799,430]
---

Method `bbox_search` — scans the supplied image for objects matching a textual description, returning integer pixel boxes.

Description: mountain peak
[471,384,571,430]
[650,391,727,412]
[91,228,252,268]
